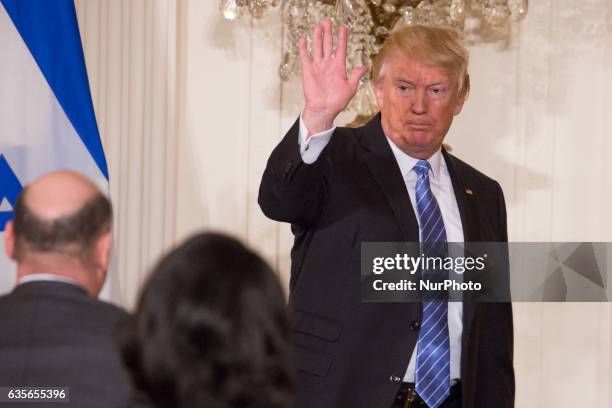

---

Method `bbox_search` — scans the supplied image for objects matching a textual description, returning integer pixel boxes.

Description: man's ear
[93,231,112,282]
[453,95,465,116]
[4,221,16,260]
[454,77,468,116]
[374,80,384,111]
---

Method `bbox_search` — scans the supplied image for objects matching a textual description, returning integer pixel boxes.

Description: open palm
[300,20,368,135]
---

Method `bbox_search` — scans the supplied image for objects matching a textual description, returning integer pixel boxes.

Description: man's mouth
[406,122,431,130]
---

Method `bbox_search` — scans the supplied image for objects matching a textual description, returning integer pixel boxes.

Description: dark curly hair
[120,232,295,408]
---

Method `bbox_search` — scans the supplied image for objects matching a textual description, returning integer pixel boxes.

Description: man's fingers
[298,37,311,69]
[323,19,333,58]
[312,24,323,62]
[349,66,369,89]
[335,25,348,64]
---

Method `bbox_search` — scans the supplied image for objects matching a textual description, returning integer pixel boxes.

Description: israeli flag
[0,1,115,299]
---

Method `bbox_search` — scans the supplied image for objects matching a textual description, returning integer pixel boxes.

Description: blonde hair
[371,25,470,98]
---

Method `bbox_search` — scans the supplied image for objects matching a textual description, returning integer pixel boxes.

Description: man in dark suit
[0,171,132,408]
[259,21,514,408]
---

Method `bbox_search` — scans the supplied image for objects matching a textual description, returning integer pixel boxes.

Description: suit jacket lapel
[358,115,420,243]
[443,150,480,243]
[443,150,479,373]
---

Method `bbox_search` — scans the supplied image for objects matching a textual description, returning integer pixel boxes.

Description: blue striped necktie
[413,160,450,408]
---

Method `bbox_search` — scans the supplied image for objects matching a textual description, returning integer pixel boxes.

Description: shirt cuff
[298,114,335,164]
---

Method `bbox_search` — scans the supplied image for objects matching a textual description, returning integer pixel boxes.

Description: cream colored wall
[76,0,612,406]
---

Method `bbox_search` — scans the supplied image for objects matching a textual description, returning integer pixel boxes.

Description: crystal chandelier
[221,0,528,118]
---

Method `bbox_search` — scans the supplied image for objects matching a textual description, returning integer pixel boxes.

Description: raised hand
[299,19,368,136]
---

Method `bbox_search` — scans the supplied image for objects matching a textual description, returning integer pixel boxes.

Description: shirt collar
[385,136,443,180]
[18,273,82,288]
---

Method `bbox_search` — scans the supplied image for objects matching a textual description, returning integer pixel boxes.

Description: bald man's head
[11,171,112,261]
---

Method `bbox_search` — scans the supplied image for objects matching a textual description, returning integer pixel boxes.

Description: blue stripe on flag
[0,155,23,231]
[0,0,108,180]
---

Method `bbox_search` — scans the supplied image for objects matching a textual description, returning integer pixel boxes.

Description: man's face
[375,54,465,159]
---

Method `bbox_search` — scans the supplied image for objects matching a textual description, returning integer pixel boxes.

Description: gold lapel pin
[464,188,474,196]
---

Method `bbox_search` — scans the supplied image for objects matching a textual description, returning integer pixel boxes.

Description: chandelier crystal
[222,0,528,118]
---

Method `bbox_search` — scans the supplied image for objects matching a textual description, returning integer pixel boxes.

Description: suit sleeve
[258,117,333,229]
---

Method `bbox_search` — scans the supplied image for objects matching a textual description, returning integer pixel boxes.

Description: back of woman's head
[122,232,295,408]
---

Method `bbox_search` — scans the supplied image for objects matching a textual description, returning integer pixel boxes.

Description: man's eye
[397,85,414,94]
[430,87,444,94]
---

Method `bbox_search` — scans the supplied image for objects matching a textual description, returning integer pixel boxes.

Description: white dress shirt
[298,116,464,381]
[18,273,82,287]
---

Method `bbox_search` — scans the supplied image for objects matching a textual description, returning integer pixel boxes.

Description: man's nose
[411,88,427,114]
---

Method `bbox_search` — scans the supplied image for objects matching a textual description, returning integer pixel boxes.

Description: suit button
[410,320,420,331]
[389,375,402,384]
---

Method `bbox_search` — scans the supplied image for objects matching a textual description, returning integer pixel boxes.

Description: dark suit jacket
[259,115,514,408]
[0,280,133,408]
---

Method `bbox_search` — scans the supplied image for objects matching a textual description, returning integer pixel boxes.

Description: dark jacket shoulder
[444,151,501,188]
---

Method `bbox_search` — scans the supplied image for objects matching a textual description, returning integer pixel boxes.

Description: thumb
[348,66,368,90]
